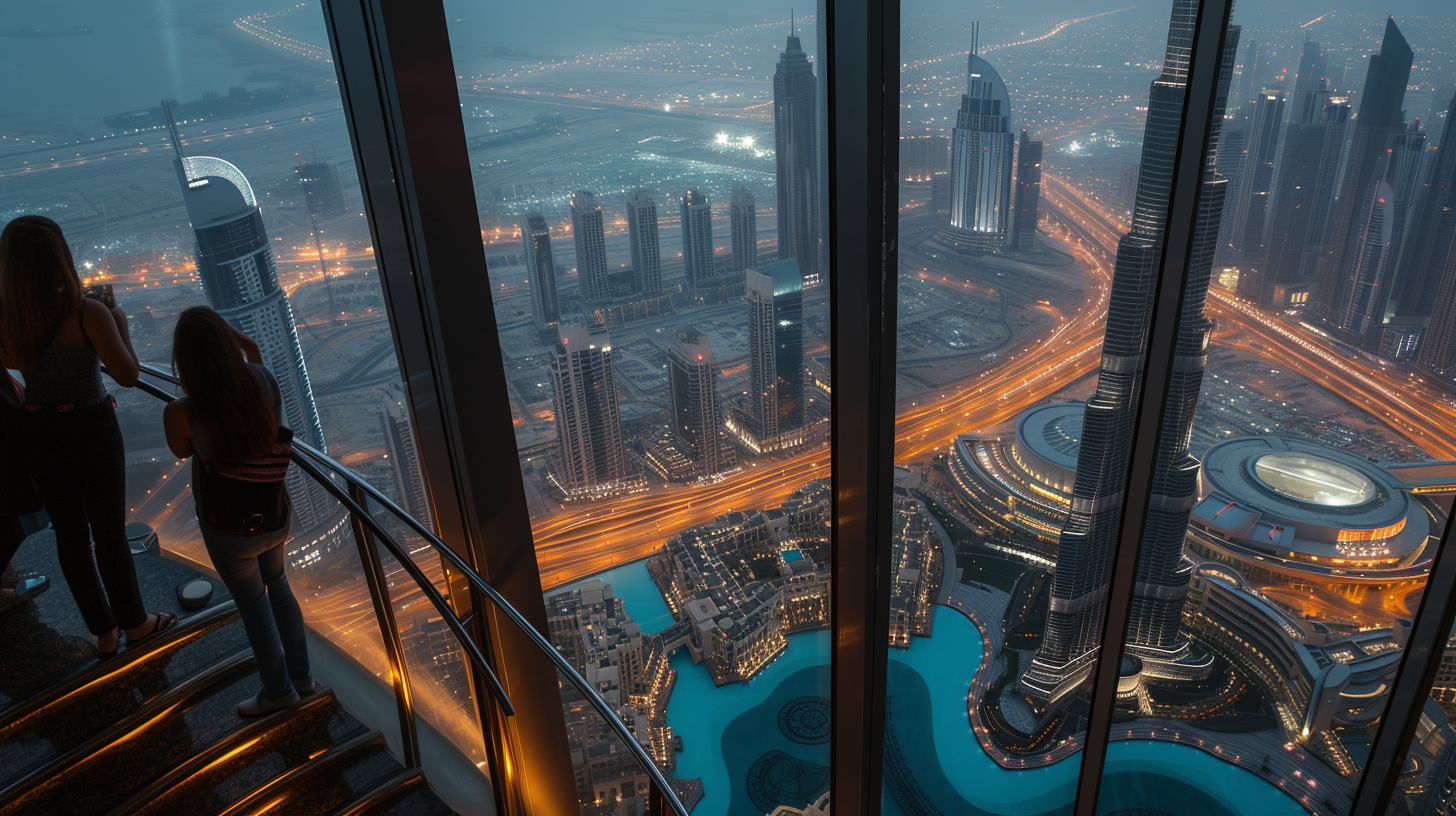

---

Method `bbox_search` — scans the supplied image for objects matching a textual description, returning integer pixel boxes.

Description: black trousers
[21,402,146,635]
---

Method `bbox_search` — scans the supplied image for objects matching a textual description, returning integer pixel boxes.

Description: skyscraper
[1393,90,1456,322]
[1340,180,1403,336]
[746,260,805,443]
[1021,3,1240,706]
[947,25,1015,253]
[381,383,433,532]
[1012,128,1044,251]
[1248,83,1346,306]
[815,0,831,283]
[571,191,611,303]
[773,22,820,277]
[1227,88,1285,252]
[680,189,715,292]
[165,103,341,568]
[523,212,561,329]
[668,325,732,477]
[1418,238,1456,373]
[551,324,628,497]
[626,189,662,295]
[730,186,759,274]
[1314,18,1413,332]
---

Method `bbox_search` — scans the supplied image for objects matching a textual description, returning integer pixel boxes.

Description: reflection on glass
[1389,626,1456,815]
[1097,3,1456,816]
[0,0,457,769]
[443,0,833,811]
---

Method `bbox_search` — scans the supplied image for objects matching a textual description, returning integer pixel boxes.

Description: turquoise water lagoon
[591,562,1309,816]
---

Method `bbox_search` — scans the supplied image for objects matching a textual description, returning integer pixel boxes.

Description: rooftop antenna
[162,100,184,160]
[791,10,795,37]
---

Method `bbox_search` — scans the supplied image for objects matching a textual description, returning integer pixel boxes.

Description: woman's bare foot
[98,628,120,656]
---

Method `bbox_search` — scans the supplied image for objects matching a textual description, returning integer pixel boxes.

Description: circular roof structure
[1191,436,1432,572]
[1015,402,1084,471]
[1252,453,1377,508]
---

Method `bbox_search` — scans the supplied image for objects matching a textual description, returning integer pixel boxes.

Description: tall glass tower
[523,212,560,329]
[1021,3,1241,706]
[680,189,714,292]
[626,189,663,295]
[165,104,342,570]
[730,187,758,274]
[1227,88,1285,253]
[550,324,627,497]
[1395,90,1456,322]
[571,191,611,303]
[1314,18,1412,332]
[746,259,805,443]
[947,25,1015,253]
[1011,128,1044,251]
[773,24,820,278]
[669,325,731,477]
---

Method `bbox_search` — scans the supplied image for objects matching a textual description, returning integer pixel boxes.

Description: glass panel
[1097,4,1456,815]
[442,2,834,812]
[1388,624,1456,815]
[889,1,1242,813]
[0,0,450,770]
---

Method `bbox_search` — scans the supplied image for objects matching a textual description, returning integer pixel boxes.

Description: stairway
[0,541,457,815]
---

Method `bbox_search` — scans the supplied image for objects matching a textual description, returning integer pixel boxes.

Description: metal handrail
[127,362,690,816]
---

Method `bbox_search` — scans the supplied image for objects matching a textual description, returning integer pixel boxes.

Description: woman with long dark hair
[164,306,316,716]
[0,215,174,656]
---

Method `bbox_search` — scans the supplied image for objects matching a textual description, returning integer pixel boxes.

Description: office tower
[164,104,338,561]
[571,191,611,303]
[1419,237,1456,372]
[380,383,433,532]
[523,212,561,329]
[730,187,758,274]
[1213,115,1249,253]
[1290,38,1327,123]
[1314,18,1412,330]
[1227,89,1285,252]
[947,24,1015,253]
[680,189,714,292]
[815,0,831,283]
[1361,119,1430,328]
[901,135,951,182]
[551,324,627,496]
[1021,3,1241,706]
[668,325,731,476]
[1339,180,1403,335]
[625,189,662,295]
[773,22,820,275]
[1011,128,1043,251]
[1394,90,1456,321]
[1235,39,1262,110]
[1251,82,1346,307]
[746,259,805,442]
[294,159,348,217]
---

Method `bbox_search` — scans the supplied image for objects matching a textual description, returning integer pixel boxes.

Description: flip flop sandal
[0,575,49,615]
[125,611,179,649]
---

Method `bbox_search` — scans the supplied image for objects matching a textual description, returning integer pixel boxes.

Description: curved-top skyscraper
[165,104,344,570]
[1021,4,1240,707]
[947,25,1015,253]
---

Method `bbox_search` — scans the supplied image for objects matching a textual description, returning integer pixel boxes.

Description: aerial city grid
[5,0,1456,814]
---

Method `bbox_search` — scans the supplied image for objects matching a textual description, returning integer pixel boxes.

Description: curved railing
[128,362,690,816]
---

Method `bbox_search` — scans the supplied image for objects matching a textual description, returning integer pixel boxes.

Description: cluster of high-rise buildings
[529,23,840,499]
[1220,21,1456,372]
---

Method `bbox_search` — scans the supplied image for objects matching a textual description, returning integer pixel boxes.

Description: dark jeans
[21,402,146,636]
[202,521,312,697]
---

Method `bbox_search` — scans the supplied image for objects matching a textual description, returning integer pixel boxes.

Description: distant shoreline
[0,26,94,38]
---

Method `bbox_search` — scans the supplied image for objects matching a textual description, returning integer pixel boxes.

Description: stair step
[0,612,248,787]
[0,649,255,815]
[226,734,403,816]
[115,690,358,816]
[0,600,241,729]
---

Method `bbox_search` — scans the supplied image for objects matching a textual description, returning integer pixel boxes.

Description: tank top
[20,306,105,407]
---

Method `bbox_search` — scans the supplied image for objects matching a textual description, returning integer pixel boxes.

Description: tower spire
[791,10,795,37]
